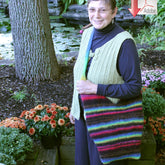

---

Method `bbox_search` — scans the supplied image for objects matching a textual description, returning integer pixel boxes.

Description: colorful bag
[80,94,144,164]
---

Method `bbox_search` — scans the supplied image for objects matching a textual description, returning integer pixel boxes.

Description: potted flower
[19,103,74,148]
[142,69,165,97]
[0,117,26,130]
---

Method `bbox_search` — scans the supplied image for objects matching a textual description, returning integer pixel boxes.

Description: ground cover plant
[0,152,16,165]
[0,127,33,164]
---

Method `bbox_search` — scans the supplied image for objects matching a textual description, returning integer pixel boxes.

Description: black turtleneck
[87,23,142,99]
[91,22,123,52]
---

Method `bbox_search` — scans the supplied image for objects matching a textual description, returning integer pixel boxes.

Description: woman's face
[88,0,117,29]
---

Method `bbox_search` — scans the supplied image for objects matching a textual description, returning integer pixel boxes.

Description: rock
[68,4,87,12]
[62,5,146,27]
[48,7,62,16]
[47,0,63,16]
[62,4,89,25]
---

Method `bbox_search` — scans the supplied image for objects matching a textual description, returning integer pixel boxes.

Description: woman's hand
[76,80,97,94]
[69,113,75,124]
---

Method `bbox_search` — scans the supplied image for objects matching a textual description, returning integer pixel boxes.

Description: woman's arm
[97,39,142,99]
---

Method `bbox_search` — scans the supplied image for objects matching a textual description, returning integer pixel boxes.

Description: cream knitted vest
[71,27,133,120]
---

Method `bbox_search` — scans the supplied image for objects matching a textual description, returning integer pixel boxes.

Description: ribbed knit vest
[71,27,133,120]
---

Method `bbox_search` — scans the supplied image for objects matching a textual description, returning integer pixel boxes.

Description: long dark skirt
[75,106,128,165]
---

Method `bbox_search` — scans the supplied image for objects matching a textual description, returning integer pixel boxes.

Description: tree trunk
[8,0,60,82]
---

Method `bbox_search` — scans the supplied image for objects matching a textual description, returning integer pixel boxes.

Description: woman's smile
[88,1,117,29]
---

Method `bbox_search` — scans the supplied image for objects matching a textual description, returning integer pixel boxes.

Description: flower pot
[41,135,61,149]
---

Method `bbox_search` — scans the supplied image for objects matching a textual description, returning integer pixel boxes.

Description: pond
[0,10,82,60]
[0,9,147,61]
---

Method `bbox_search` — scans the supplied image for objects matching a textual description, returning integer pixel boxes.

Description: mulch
[0,50,165,164]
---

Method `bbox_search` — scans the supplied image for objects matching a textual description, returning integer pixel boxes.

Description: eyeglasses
[88,8,111,14]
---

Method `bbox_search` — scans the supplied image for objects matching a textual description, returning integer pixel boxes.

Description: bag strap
[81,29,94,80]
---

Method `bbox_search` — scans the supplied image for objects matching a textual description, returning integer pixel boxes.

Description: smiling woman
[70,0,144,165]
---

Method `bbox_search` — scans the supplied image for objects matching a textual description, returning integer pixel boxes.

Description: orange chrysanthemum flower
[30,109,35,112]
[19,110,27,118]
[36,104,44,110]
[51,103,57,108]
[34,115,40,122]
[50,120,56,125]
[25,115,30,120]
[25,111,30,116]
[19,123,26,130]
[44,115,50,121]
[63,106,69,111]
[29,128,35,135]
[51,123,56,128]
[56,105,60,109]
[32,111,36,115]
[50,115,55,120]
[58,119,65,126]
[29,113,35,119]
[41,117,45,121]
[58,107,63,110]
[52,111,57,116]
[46,108,51,113]
[65,112,70,118]
[10,124,15,128]
[44,104,49,108]
[50,107,55,112]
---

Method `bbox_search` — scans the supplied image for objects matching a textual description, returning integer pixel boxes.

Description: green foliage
[142,87,165,121]
[0,127,33,163]
[0,20,11,32]
[0,152,16,165]
[77,0,87,5]
[135,0,165,50]
[116,0,130,8]
[135,26,165,50]
[144,0,165,27]
[61,0,87,13]
[0,10,11,33]
[11,89,28,102]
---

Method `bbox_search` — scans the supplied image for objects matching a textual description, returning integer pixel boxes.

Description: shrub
[0,127,33,163]
[0,152,16,165]
[142,87,165,122]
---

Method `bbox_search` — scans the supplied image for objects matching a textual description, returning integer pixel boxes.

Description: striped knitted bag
[80,28,144,164]
[80,94,144,164]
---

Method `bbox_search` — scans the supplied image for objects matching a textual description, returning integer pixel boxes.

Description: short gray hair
[87,0,116,10]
